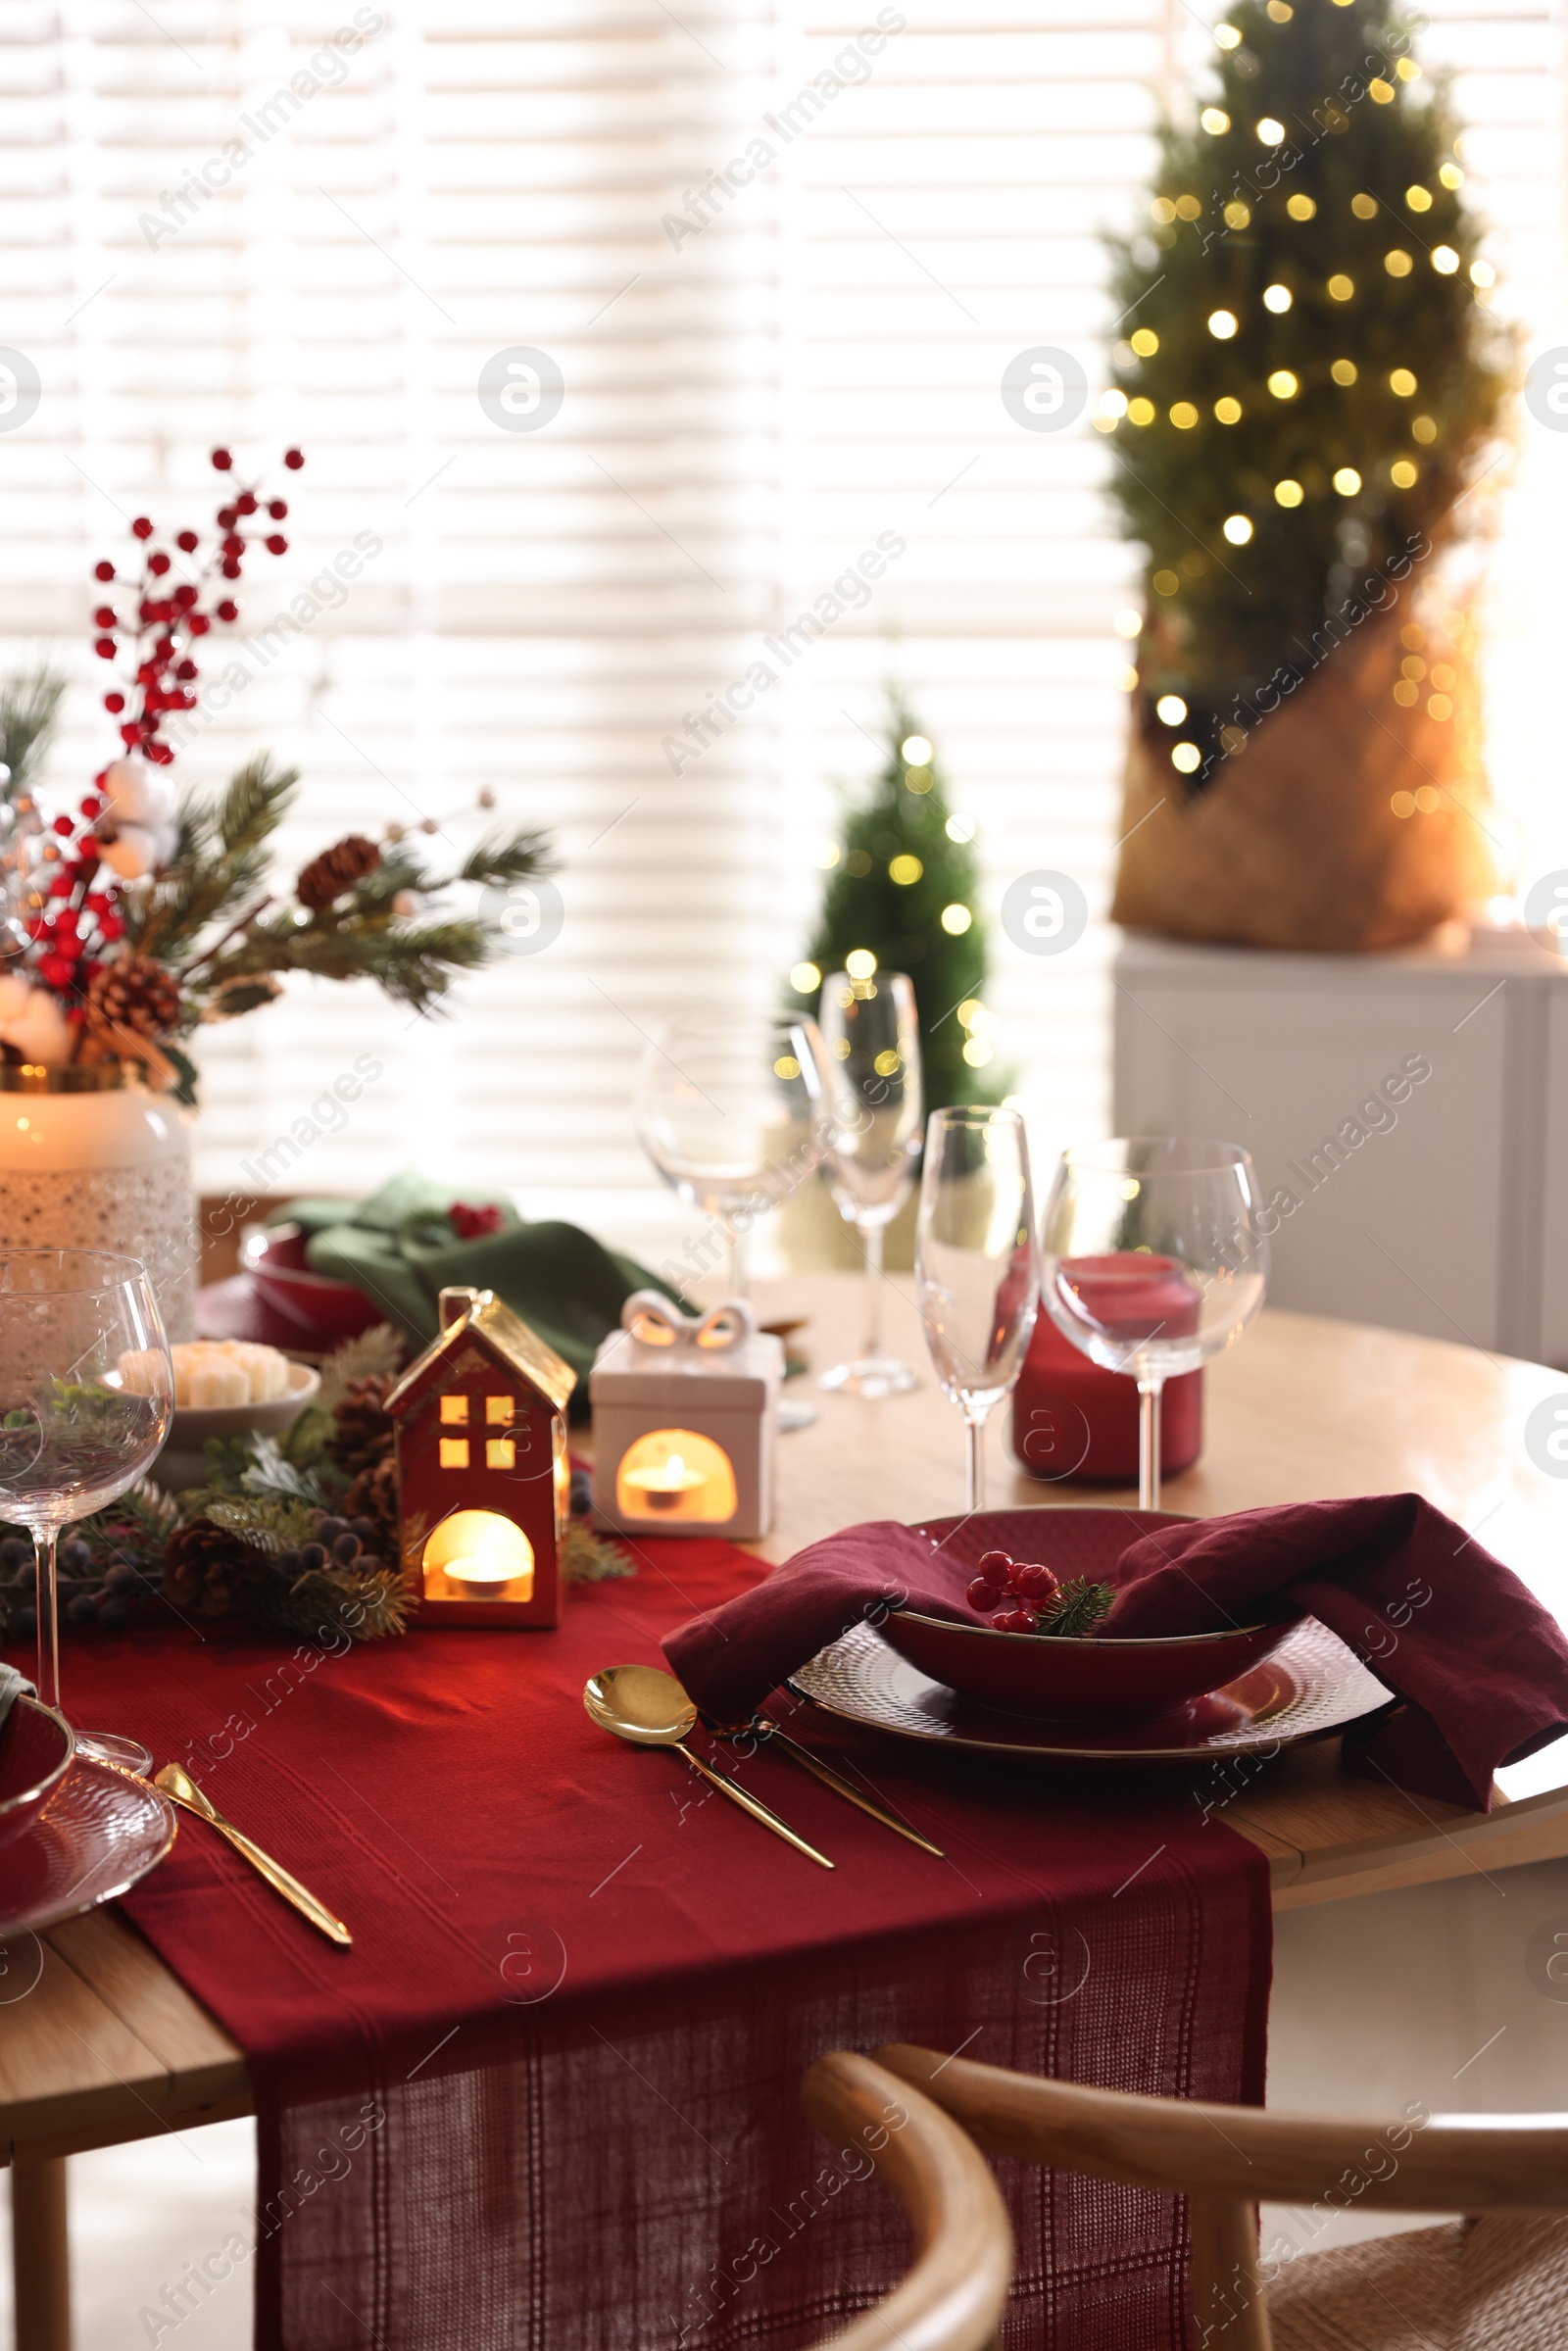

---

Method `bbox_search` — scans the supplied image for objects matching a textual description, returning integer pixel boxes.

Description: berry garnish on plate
[968,1548,1116,1639]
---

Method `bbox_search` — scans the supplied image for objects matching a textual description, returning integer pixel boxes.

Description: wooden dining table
[5,1269,1568,2346]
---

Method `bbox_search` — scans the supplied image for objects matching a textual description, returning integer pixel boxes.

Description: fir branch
[1040,1579,1117,1640]
[219,759,295,858]
[457,829,554,889]
[344,846,439,911]
[563,1523,636,1583]
[198,1494,322,1554]
[256,1563,409,1642]
[316,1324,405,1414]
[75,1476,179,1559]
[127,754,299,966]
[183,1432,323,1509]
[278,1404,334,1471]
[196,981,278,1024]
[218,909,492,1016]
[0,667,67,799]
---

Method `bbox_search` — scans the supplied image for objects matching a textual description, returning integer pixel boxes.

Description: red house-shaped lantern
[387,1285,575,1628]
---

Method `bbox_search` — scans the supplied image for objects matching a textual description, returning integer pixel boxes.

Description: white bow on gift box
[589,1290,783,1540]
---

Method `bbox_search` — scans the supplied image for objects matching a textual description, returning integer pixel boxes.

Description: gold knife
[153,1762,352,1947]
[742,1720,946,1858]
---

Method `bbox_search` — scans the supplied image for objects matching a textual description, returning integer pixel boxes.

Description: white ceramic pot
[0,1065,198,1340]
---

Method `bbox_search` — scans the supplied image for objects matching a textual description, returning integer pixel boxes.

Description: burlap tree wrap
[1110,606,1495,954]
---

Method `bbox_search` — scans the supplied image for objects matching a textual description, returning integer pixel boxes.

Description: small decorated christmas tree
[1104,0,1507,783]
[786,704,998,1109]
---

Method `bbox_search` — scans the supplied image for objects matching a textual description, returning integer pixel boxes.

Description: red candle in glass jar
[1010,1252,1202,1486]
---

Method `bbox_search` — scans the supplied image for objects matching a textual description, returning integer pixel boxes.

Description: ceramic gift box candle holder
[590,1293,782,1541]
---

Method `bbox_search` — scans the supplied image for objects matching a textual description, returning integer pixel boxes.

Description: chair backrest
[873,2042,1568,2351]
[802,2051,1013,2351]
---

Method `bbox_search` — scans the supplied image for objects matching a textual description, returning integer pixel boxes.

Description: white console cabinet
[1111,931,1568,1366]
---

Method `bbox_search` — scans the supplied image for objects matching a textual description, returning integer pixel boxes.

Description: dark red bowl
[0,1696,74,1850]
[241,1224,381,1341]
[881,1506,1293,1722]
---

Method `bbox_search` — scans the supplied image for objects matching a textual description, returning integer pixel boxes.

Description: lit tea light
[443,1553,522,1593]
[420,1506,535,1601]
[623,1452,706,1508]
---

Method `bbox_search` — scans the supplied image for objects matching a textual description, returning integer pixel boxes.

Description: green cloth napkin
[279,1176,677,1417]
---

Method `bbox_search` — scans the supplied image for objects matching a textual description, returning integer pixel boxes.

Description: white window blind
[0,1,1560,1258]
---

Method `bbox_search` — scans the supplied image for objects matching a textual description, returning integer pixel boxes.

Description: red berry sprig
[965,1551,1118,1640]
[20,783,128,1008]
[966,1548,1061,1634]
[90,446,305,769]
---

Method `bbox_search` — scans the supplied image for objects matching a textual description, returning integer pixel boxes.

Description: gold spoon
[153,1762,352,1947]
[583,1666,834,1871]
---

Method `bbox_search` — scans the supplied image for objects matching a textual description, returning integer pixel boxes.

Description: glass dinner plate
[788,1616,1394,1763]
[0,1756,176,1937]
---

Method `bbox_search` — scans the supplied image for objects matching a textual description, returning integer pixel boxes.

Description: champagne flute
[915,1106,1040,1511]
[1041,1138,1268,1509]
[817,969,924,1398]
[635,1014,834,1298]
[0,1249,173,1768]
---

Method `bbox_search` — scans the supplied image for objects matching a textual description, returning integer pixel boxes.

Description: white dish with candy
[123,1342,320,1491]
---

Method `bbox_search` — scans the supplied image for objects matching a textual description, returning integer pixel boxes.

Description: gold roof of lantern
[386,1289,576,1419]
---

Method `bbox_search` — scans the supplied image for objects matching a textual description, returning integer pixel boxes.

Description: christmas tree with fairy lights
[786,704,1001,1110]
[1103,0,1507,789]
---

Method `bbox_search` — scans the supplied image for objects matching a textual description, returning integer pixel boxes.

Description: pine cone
[162,1517,274,1619]
[326,1375,395,1476]
[86,955,181,1040]
[296,835,381,911]
[344,1452,399,1554]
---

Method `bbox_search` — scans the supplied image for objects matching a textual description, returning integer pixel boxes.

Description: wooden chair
[872,2041,1568,2350]
[802,2050,1013,2349]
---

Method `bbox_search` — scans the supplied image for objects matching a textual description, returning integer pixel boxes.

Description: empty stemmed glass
[915,1106,1041,1510]
[0,1249,173,1769]
[1041,1138,1268,1509]
[635,1014,834,1298]
[817,969,924,1397]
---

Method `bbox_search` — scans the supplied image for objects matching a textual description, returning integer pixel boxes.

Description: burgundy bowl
[241,1224,382,1341]
[880,1505,1293,1722]
[0,1696,74,1850]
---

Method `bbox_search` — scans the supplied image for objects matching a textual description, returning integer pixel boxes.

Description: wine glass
[816,969,924,1398]
[1041,1138,1268,1509]
[914,1106,1040,1511]
[635,1014,834,1298]
[0,1249,173,1769]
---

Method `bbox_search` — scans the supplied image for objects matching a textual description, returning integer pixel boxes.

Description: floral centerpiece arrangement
[0,446,550,1097]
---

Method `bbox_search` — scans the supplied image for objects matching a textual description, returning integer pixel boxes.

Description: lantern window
[486,1438,515,1469]
[440,1395,468,1425]
[486,1396,514,1424]
[439,1437,470,1469]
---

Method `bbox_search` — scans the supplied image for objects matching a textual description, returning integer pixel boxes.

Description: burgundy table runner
[38,1536,1271,2350]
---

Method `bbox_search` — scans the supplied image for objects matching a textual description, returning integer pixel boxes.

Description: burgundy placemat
[25,1536,1271,2351]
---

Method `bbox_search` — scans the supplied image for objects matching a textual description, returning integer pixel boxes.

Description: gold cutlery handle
[675,1741,835,1871]
[762,1726,946,1858]
[206,1814,353,1946]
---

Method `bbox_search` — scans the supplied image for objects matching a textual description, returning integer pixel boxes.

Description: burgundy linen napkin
[665,1518,960,1724]
[1106,1494,1568,1810]
[663,1495,1568,1811]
